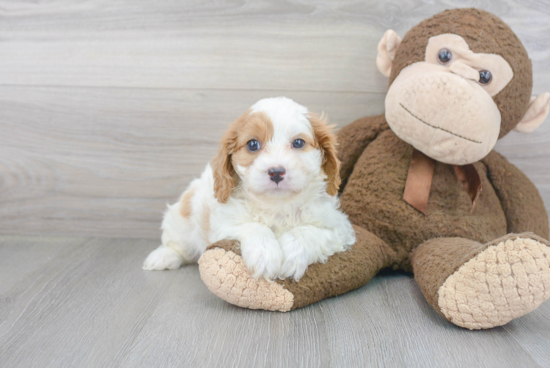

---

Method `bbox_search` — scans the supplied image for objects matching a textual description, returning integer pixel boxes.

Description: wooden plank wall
[1,0,549,239]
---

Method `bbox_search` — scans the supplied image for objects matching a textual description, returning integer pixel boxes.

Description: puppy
[143,97,356,281]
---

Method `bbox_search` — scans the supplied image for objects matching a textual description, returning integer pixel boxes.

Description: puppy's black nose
[268,166,286,184]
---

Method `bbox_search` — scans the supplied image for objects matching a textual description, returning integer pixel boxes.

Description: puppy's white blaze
[143,97,356,281]
[252,97,313,144]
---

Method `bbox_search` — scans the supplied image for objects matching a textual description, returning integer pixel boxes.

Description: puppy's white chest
[250,207,304,236]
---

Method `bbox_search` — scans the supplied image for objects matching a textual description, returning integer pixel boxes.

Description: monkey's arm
[337,114,389,191]
[482,150,549,239]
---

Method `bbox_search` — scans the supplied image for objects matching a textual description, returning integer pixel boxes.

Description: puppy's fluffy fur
[143,97,355,280]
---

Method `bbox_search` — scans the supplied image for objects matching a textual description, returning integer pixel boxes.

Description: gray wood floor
[0,235,549,368]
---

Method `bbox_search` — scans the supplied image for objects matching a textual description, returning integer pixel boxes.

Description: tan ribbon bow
[403,149,482,215]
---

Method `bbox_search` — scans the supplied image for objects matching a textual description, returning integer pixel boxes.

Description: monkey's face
[385,34,514,165]
[377,9,549,166]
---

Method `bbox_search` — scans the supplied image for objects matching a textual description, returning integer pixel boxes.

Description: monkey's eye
[438,48,452,64]
[292,139,305,149]
[479,70,492,85]
[246,139,261,152]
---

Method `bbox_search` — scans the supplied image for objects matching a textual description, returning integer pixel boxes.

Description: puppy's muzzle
[268,166,286,184]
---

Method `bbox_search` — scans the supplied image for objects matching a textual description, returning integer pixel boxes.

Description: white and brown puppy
[143,97,355,281]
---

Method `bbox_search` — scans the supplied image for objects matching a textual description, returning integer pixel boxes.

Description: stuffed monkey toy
[198,8,550,330]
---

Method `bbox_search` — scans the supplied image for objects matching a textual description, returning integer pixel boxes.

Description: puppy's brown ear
[212,111,248,203]
[309,113,341,196]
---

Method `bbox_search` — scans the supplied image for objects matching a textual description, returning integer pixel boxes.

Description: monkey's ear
[514,93,550,133]
[376,30,402,78]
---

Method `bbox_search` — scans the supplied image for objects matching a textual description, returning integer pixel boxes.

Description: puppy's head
[212,97,340,203]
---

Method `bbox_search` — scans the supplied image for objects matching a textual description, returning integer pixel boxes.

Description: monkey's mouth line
[399,103,482,144]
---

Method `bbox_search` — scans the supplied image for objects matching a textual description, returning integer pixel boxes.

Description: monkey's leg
[198,225,397,311]
[411,233,550,330]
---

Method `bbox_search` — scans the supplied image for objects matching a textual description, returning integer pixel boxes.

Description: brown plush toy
[198,8,550,330]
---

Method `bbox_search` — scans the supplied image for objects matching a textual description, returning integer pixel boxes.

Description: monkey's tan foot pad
[438,234,550,330]
[198,247,294,312]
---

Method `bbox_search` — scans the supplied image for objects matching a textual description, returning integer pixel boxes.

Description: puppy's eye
[438,48,452,64]
[246,139,261,152]
[479,70,492,85]
[292,139,305,149]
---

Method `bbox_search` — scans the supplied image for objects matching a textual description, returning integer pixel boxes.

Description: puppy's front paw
[143,245,184,271]
[279,233,309,281]
[241,237,283,281]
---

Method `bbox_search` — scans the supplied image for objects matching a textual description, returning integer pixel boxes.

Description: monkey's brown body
[339,115,548,264]
[198,8,550,329]
[342,118,504,262]
[332,114,550,327]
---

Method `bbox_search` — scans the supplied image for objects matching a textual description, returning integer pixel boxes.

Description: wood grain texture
[0,0,549,92]
[0,0,549,238]
[0,236,549,368]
